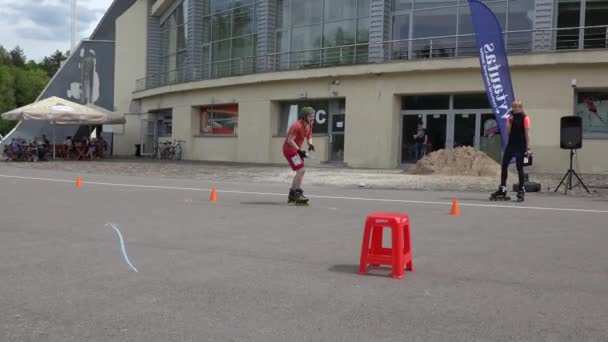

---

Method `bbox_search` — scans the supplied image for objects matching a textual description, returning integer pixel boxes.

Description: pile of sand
[412,146,502,177]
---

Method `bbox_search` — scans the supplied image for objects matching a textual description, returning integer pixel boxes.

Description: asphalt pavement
[1,166,607,342]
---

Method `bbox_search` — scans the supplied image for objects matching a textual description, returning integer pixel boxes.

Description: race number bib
[291,154,303,166]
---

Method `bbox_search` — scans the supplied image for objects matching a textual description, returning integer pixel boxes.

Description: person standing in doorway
[413,122,428,160]
[490,100,531,202]
[283,106,315,204]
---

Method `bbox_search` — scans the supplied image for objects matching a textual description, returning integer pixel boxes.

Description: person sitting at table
[9,138,24,160]
[41,135,50,148]
[64,136,75,158]
[97,136,107,158]
[86,138,97,160]
[33,136,48,161]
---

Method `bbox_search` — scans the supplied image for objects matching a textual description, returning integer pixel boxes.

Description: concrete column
[256,0,277,72]
[369,0,392,63]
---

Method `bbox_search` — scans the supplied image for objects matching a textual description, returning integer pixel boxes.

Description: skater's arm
[306,126,313,151]
[287,134,301,151]
[524,116,531,151]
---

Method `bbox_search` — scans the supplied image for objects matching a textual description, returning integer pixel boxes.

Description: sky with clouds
[0,0,113,62]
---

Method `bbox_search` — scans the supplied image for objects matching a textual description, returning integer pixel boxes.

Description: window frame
[274,0,370,68]
[160,0,189,81]
[154,110,174,138]
[390,0,535,58]
[202,1,261,79]
[199,103,240,136]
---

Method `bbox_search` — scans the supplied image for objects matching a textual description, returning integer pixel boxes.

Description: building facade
[112,0,608,173]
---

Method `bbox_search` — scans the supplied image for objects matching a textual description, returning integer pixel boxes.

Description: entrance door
[425,113,447,152]
[452,113,478,148]
[329,101,346,162]
[140,117,155,156]
[400,113,447,163]
[401,114,423,163]
[400,94,495,165]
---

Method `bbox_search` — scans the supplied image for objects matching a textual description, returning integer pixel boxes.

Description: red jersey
[283,120,312,153]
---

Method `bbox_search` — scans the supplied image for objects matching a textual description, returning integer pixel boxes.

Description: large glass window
[275,0,370,69]
[414,0,457,10]
[507,0,534,53]
[456,2,476,57]
[154,110,173,138]
[584,0,608,49]
[394,0,413,12]
[391,13,410,60]
[557,0,581,50]
[557,0,608,50]
[202,0,259,78]
[160,1,189,83]
[402,95,450,110]
[277,99,347,135]
[292,0,323,26]
[392,0,536,59]
[412,6,458,58]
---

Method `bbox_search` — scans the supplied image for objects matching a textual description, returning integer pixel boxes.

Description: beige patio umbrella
[1,96,125,158]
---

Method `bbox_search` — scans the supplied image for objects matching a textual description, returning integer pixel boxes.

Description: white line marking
[106,223,139,273]
[1,174,607,214]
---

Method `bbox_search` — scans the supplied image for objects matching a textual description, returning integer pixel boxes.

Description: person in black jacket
[413,122,428,160]
[490,100,531,202]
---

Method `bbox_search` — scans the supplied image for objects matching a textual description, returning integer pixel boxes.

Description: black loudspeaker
[560,116,582,149]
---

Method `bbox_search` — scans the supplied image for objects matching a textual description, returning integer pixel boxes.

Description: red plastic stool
[358,212,413,279]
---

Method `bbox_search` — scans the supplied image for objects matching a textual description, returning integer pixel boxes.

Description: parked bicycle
[173,140,184,160]
[152,140,184,160]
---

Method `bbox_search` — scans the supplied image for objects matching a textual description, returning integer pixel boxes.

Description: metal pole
[53,126,56,159]
[71,0,78,50]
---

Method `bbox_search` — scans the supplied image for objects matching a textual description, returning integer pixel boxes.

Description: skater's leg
[291,168,305,190]
[491,149,513,200]
[515,153,525,189]
[500,150,513,187]
[295,167,309,201]
[515,153,526,201]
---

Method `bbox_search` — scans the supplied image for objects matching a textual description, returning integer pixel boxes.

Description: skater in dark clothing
[491,100,531,202]
[413,122,427,160]
[283,106,315,204]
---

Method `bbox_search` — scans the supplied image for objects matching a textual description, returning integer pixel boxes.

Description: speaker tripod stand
[554,149,590,194]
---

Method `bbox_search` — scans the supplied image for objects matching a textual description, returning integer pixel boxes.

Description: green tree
[9,46,26,67]
[26,60,39,70]
[39,49,68,78]
[0,46,63,135]
[0,65,17,134]
[14,68,49,107]
[0,46,10,65]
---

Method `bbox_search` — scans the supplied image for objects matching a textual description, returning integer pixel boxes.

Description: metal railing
[135,25,608,92]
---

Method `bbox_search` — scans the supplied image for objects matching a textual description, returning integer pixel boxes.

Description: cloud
[0,0,112,61]
[7,1,105,41]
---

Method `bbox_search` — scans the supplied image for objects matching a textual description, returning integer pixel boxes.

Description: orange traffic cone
[450,198,460,216]
[210,187,217,202]
[76,176,82,189]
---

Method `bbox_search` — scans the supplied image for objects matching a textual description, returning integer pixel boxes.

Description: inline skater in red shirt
[283,107,315,204]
